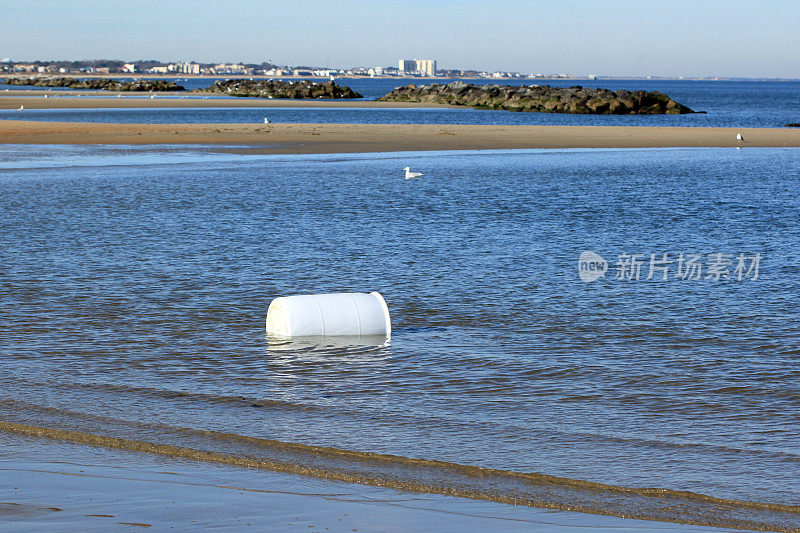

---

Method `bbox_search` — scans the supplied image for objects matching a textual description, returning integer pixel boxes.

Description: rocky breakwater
[377,82,695,114]
[194,79,362,99]
[1,76,184,91]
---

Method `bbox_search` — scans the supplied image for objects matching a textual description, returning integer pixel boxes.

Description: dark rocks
[1,76,184,91]
[377,82,695,114]
[785,123,800,127]
[194,79,362,99]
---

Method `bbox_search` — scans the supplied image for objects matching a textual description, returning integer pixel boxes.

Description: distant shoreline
[3,73,799,82]
[2,121,799,153]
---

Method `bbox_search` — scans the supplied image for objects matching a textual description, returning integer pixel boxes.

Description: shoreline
[1,431,726,532]
[3,73,799,82]
[1,120,799,153]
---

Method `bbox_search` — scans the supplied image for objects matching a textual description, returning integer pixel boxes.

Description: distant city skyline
[1,0,799,78]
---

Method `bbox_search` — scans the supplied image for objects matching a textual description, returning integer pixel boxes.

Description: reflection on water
[265,334,391,353]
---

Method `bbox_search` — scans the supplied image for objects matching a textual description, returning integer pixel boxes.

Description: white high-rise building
[415,59,436,77]
[398,59,437,76]
[177,62,200,75]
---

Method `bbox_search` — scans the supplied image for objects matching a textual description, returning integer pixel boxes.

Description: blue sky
[2,0,798,77]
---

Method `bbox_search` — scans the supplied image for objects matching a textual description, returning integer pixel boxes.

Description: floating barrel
[266,292,391,338]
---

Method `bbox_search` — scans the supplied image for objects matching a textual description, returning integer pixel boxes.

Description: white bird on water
[403,167,423,179]
[18,105,23,111]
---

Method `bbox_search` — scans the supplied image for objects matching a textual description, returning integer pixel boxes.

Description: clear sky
[2,0,798,78]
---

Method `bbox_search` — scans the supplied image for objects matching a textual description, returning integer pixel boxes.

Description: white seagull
[403,167,423,179]
[18,105,24,111]
[263,117,270,124]
[736,133,744,142]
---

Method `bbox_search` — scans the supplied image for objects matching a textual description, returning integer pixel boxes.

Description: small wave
[1,418,799,532]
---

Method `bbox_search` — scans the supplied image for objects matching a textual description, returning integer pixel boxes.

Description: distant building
[398,59,416,73]
[415,59,436,77]
[177,62,200,75]
[211,63,252,74]
[122,63,137,73]
[398,59,436,76]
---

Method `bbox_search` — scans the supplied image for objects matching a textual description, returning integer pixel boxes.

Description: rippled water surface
[1,145,800,528]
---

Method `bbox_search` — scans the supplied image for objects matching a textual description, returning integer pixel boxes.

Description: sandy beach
[1,120,799,154]
[2,92,799,153]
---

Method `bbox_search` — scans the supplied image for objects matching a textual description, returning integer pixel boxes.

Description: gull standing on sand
[264,117,270,124]
[736,133,744,142]
[403,167,423,179]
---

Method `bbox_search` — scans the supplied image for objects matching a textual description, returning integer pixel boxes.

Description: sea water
[1,146,799,530]
[2,78,799,128]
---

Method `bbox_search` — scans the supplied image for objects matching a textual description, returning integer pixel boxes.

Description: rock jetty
[194,79,362,99]
[1,76,184,91]
[377,82,695,114]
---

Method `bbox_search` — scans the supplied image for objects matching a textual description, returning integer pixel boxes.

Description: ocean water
[1,145,800,530]
[2,77,799,128]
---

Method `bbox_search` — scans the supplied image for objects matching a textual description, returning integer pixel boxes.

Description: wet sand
[1,120,799,154]
[0,432,728,532]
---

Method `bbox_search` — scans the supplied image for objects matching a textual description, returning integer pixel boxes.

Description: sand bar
[0,94,449,109]
[1,120,799,154]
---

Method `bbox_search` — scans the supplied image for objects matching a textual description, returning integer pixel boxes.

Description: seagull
[18,105,24,111]
[263,117,270,124]
[403,167,423,179]
[736,133,744,142]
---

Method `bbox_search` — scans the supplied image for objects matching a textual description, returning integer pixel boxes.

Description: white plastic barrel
[265,292,391,339]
